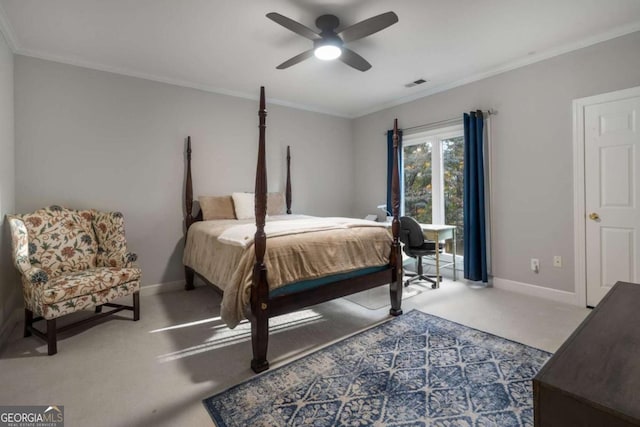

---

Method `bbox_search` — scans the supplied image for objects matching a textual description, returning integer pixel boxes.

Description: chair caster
[431,283,438,289]
[404,280,411,287]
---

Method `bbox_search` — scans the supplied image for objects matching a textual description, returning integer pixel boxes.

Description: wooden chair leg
[47,319,57,355]
[95,305,103,313]
[185,266,195,290]
[133,291,140,321]
[24,308,33,337]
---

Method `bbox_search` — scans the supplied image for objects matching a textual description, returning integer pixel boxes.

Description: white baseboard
[493,277,582,306]
[139,280,193,297]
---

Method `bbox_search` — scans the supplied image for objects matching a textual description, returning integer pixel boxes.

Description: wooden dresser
[533,281,640,426]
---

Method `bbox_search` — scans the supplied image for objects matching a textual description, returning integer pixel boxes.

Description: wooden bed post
[184,136,195,290]
[286,145,292,214]
[389,119,403,316]
[250,86,270,373]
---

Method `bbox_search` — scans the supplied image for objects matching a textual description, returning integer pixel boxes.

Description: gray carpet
[0,281,590,427]
[344,282,428,309]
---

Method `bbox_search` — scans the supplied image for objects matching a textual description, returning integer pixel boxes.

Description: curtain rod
[385,109,496,135]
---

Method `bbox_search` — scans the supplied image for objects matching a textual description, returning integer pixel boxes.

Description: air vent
[405,78,428,88]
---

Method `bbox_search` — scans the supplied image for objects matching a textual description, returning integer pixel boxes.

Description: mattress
[183,215,391,327]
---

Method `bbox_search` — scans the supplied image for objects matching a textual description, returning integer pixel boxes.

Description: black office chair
[399,216,443,289]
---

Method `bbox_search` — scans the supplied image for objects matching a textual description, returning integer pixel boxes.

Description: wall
[0,30,17,340]
[352,31,640,295]
[14,56,353,286]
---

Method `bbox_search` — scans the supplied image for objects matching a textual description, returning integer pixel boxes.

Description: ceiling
[1,0,639,118]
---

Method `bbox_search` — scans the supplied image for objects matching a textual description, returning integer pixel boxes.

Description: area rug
[203,310,551,426]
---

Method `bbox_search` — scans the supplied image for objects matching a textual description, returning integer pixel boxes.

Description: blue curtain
[386,129,403,216]
[463,111,488,282]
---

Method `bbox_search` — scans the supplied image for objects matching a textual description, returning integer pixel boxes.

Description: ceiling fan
[266,11,398,72]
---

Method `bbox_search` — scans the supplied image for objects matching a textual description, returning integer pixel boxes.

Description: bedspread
[183,215,391,327]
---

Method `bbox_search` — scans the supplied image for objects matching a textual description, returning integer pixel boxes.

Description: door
[584,94,640,306]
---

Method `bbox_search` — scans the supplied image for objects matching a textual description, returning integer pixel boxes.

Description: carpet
[344,282,426,310]
[345,260,446,310]
[203,310,551,426]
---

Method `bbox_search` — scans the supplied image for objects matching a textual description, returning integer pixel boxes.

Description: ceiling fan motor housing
[315,15,343,49]
[315,14,340,31]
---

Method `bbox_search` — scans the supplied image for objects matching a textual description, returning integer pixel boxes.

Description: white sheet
[217,215,385,248]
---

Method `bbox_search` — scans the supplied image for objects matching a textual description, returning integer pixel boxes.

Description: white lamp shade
[314,45,342,60]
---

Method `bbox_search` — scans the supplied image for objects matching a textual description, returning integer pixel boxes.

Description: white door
[584,93,640,306]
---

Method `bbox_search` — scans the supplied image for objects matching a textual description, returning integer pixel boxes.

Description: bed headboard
[183,117,292,234]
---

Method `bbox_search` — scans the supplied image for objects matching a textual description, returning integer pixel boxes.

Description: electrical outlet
[553,256,562,268]
[530,258,540,273]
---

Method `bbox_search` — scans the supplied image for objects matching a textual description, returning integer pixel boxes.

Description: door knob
[589,212,600,221]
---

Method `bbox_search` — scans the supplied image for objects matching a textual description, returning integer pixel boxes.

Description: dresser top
[535,281,640,421]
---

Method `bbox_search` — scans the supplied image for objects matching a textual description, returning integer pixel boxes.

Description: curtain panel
[463,111,488,282]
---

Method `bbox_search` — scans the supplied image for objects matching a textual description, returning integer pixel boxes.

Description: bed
[183,86,403,373]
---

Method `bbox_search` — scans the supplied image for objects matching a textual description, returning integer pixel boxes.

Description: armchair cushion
[41,267,141,305]
[39,277,140,320]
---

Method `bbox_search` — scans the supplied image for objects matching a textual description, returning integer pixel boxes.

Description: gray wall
[14,56,353,286]
[0,31,17,338]
[353,32,640,293]
[10,31,640,299]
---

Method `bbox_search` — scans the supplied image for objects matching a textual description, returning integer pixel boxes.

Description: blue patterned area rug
[203,310,551,426]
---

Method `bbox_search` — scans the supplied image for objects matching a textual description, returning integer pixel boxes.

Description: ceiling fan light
[314,45,342,60]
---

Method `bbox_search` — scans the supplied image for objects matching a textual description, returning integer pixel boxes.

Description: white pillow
[232,192,255,220]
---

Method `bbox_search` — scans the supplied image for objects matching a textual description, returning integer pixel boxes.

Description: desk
[420,224,457,287]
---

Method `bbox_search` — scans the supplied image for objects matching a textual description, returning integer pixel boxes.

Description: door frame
[572,85,640,307]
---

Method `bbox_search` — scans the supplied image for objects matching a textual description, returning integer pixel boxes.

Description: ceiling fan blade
[339,48,372,72]
[276,50,315,69]
[338,11,398,43]
[266,12,319,41]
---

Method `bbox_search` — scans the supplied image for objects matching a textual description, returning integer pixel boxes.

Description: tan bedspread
[183,215,391,328]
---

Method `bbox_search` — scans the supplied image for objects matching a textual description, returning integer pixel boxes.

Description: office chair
[399,216,443,289]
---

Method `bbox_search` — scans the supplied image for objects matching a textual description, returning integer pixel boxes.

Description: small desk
[420,224,457,287]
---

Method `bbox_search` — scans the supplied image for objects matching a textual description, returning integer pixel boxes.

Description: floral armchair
[7,205,141,355]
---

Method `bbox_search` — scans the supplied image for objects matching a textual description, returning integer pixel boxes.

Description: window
[403,124,464,258]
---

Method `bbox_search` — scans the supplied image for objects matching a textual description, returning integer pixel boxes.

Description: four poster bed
[183,87,403,373]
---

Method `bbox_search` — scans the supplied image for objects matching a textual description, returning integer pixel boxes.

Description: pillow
[267,192,286,216]
[231,192,255,220]
[199,196,236,220]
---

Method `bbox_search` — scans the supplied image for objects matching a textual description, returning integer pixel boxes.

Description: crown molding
[353,21,640,118]
[3,5,639,120]
[14,47,349,118]
[0,2,18,51]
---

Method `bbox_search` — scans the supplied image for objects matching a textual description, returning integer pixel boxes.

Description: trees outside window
[403,126,464,257]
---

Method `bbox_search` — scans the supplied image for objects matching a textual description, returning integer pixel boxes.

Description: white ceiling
[1,0,640,118]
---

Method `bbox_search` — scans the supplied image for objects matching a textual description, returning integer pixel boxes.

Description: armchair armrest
[124,252,138,268]
[7,215,33,274]
[24,266,50,286]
